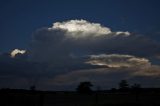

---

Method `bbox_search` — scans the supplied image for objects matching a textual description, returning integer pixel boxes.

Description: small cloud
[115,31,130,36]
[10,49,26,58]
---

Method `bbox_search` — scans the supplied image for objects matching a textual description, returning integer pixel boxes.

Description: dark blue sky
[0,0,160,52]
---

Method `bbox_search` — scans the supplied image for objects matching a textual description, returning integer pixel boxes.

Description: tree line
[76,80,141,94]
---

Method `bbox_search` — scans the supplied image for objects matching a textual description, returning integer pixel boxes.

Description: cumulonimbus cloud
[30,19,160,64]
[29,19,131,63]
[29,19,160,77]
[1,19,160,90]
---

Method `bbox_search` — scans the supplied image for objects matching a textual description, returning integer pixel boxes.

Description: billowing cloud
[29,19,131,65]
[10,49,26,58]
[49,19,130,39]
[30,19,160,65]
[52,20,111,35]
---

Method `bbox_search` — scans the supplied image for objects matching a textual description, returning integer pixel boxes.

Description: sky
[1,0,160,52]
[0,0,160,91]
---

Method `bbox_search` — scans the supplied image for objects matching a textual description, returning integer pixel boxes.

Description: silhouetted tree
[110,88,117,93]
[131,83,141,100]
[30,85,36,91]
[76,81,93,94]
[131,83,141,94]
[119,80,129,90]
[131,83,141,89]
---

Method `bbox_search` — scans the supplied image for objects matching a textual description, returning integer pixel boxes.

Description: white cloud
[86,54,150,68]
[49,19,130,39]
[10,49,26,58]
[115,31,130,36]
[52,19,111,34]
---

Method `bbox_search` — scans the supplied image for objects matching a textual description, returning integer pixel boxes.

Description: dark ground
[0,88,160,106]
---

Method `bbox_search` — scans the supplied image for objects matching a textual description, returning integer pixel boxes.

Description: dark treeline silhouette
[76,81,93,94]
[1,80,160,106]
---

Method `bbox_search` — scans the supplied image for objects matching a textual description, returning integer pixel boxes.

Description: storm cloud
[1,19,160,90]
[29,20,130,63]
[30,20,160,64]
